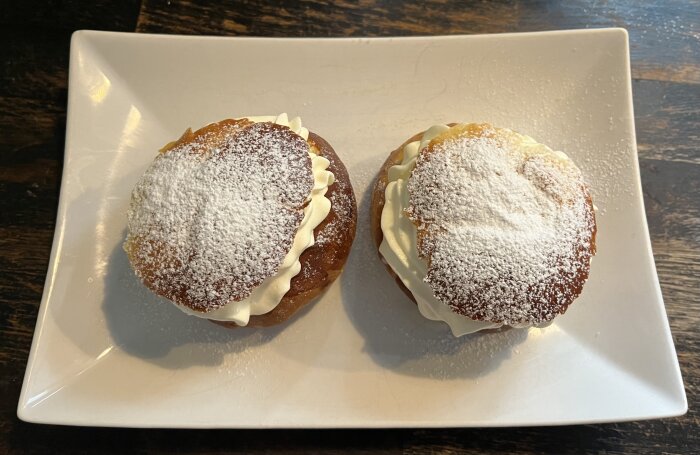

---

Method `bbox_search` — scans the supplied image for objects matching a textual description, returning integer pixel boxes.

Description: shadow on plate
[341,182,528,380]
[102,235,286,370]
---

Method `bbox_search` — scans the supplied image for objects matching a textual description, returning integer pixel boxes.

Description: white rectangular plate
[18,29,686,428]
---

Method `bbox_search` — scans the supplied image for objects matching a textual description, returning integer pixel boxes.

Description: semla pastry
[125,114,357,328]
[371,123,596,336]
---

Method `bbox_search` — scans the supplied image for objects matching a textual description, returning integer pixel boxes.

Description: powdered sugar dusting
[315,188,353,248]
[126,122,314,312]
[406,127,595,325]
[313,139,356,249]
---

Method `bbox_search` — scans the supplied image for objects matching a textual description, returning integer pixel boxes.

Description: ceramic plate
[18,29,686,427]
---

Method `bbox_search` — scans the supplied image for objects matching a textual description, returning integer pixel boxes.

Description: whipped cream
[180,114,334,325]
[379,124,561,336]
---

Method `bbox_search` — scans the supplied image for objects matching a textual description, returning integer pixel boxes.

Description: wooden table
[1,1,698,452]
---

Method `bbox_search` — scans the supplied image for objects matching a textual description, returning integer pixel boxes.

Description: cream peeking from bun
[371,123,596,336]
[125,114,357,328]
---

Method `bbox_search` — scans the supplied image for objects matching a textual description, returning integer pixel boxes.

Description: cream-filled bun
[125,114,357,327]
[371,123,596,336]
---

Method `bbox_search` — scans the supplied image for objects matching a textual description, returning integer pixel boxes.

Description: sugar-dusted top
[125,119,314,312]
[406,124,596,325]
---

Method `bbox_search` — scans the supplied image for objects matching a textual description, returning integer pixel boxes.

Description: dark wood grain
[1,0,698,454]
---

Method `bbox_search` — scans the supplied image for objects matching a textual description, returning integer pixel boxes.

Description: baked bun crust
[371,123,596,326]
[126,119,357,328]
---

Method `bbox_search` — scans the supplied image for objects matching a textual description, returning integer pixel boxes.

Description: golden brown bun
[215,131,357,328]
[370,124,597,324]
